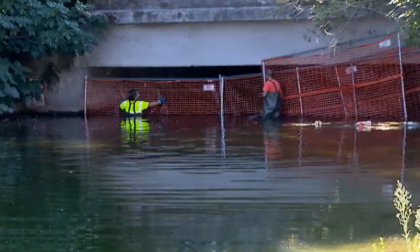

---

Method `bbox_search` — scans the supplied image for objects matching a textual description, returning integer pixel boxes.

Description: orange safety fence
[85,78,221,115]
[222,74,263,115]
[85,75,266,116]
[401,48,420,120]
[262,33,411,120]
[85,33,420,119]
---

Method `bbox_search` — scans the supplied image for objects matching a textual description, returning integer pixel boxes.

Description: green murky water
[0,116,419,252]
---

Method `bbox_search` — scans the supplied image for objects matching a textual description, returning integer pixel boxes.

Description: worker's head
[128,89,139,101]
[265,69,274,79]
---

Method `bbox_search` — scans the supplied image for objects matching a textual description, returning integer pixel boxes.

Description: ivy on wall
[0,0,108,114]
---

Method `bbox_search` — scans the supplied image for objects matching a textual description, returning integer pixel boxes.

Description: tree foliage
[0,0,108,114]
[279,0,420,46]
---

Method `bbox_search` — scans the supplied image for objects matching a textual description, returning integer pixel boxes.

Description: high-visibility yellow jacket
[119,100,149,115]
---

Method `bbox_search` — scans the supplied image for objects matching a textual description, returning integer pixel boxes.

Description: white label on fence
[203,84,215,91]
[379,39,391,48]
[345,65,357,75]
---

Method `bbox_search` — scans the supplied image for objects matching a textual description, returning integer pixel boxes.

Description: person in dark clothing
[261,69,283,120]
[250,69,284,121]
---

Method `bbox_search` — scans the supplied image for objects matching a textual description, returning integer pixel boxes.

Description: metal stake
[219,74,224,116]
[401,124,406,182]
[296,67,303,116]
[84,75,88,119]
[262,61,267,83]
[350,63,358,120]
[397,32,408,121]
[335,66,347,116]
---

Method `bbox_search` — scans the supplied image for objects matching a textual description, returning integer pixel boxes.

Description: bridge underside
[88,0,307,24]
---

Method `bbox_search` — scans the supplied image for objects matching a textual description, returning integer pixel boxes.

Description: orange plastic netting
[223,74,263,115]
[401,48,420,120]
[85,79,221,115]
[85,76,265,116]
[263,33,409,120]
[85,33,420,119]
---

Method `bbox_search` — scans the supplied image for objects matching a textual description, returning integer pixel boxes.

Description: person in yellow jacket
[119,89,166,116]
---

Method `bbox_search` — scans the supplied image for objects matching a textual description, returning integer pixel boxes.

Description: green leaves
[386,0,420,45]
[0,0,108,114]
[0,104,13,114]
[283,0,420,46]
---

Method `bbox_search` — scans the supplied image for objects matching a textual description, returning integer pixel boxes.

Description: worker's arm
[142,98,167,109]
[261,91,268,98]
[148,101,160,107]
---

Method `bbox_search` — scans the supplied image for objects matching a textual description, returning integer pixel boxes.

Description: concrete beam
[93,6,312,24]
[89,0,279,10]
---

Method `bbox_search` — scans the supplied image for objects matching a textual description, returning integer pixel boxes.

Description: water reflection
[120,116,150,145]
[0,116,419,252]
[262,120,284,170]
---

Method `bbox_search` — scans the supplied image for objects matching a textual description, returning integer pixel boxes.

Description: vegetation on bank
[0,0,108,114]
[287,180,420,252]
[371,180,420,252]
[278,0,420,46]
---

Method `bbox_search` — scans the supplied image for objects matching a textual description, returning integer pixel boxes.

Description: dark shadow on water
[0,115,419,252]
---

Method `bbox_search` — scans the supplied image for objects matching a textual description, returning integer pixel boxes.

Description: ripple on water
[0,117,419,252]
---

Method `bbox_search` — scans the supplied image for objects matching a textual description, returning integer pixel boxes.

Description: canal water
[0,116,419,252]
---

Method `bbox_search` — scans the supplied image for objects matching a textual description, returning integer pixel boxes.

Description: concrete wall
[41,67,86,112]
[83,18,398,67]
[30,58,87,113]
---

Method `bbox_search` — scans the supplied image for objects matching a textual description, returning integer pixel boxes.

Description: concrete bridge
[84,0,396,67]
[34,0,397,113]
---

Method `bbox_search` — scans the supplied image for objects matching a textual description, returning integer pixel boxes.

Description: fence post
[219,74,224,117]
[350,63,358,120]
[401,124,406,182]
[262,61,267,83]
[335,66,347,116]
[84,75,88,119]
[221,109,226,159]
[353,126,359,174]
[219,74,226,158]
[83,75,91,166]
[296,67,303,116]
[298,125,303,168]
[338,128,344,159]
[264,144,268,170]
[397,32,408,121]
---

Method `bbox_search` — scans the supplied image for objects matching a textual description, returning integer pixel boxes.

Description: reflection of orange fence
[84,116,408,180]
[84,33,420,119]
[264,124,407,178]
